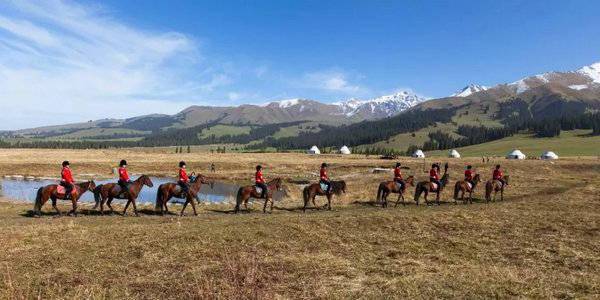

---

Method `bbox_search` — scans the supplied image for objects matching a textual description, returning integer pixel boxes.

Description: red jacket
[464,169,473,181]
[320,168,329,181]
[493,169,503,180]
[61,167,74,184]
[118,167,130,181]
[179,168,189,183]
[429,168,439,180]
[255,170,265,184]
[394,167,403,180]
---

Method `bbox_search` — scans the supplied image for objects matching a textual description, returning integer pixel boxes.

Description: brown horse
[92,175,154,216]
[33,181,96,217]
[302,180,347,212]
[414,163,450,206]
[485,175,510,202]
[154,174,213,216]
[376,176,415,207]
[234,178,283,214]
[453,174,481,204]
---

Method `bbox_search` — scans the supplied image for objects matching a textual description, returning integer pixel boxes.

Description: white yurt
[307,145,321,155]
[412,149,425,158]
[506,149,526,160]
[540,151,559,160]
[449,149,461,158]
[339,145,351,155]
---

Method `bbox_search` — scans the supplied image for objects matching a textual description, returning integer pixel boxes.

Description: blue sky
[0,0,599,129]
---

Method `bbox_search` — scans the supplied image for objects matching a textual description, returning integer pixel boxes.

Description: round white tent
[506,149,526,160]
[540,151,558,160]
[449,149,461,158]
[339,145,351,155]
[412,149,425,158]
[307,145,321,155]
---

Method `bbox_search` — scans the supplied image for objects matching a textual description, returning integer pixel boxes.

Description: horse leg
[131,198,140,217]
[312,195,319,210]
[424,191,429,206]
[123,199,131,216]
[180,199,189,216]
[327,195,332,211]
[51,197,61,216]
[190,196,198,216]
[500,188,504,201]
[69,199,78,217]
[263,197,268,213]
[107,197,115,213]
[436,191,440,205]
[468,191,473,204]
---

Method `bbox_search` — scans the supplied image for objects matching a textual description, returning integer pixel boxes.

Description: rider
[178,161,190,194]
[493,164,506,187]
[429,163,441,191]
[393,162,405,191]
[255,165,267,199]
[320,163,331,194]
[118,159,132,195]
[60,161,75,199]
[464,165,474,186]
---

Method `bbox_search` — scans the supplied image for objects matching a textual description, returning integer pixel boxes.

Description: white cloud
[303,70,365,94]
[0,0,226,130]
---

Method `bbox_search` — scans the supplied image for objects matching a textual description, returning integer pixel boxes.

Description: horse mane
[267,177,281,185]
[330,180,346,195]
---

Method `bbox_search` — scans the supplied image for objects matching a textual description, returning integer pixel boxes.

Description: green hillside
[427,130,599,157]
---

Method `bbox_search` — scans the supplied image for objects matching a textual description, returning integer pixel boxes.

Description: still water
[0,177,248,204]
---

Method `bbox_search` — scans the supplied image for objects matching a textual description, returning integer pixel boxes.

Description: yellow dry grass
[0,149,599,298]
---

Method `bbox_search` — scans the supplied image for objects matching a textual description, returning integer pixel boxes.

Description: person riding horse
[320,163,331,194]
[178,161,190,194]
[493,165,507,187]
[60,161,75,200]
[429,163,441,191]
[464,165,474,187]
[393,162,405,192]
[118,160,132,196]
[255,165,268,198]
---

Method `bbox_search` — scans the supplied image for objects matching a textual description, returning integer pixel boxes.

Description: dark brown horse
[154,174,213,216]
[414,163,450,205]
[234,178,283,214]
[376,176,415,207]
[453,174,481,204]
[33,181,96,217]
[302,180,346,212]
[92,175,154,216]
[485,175,510,202]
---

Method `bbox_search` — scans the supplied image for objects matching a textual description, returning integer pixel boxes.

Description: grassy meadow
[0,149,599,298]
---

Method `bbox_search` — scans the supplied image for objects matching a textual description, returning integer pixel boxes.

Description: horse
[33,180,96,217]
[414,163,450,206]
[92,175,154,216]
[485,175,510,202]
[375,176,415,207]
[154,173,214,216]
[302,180,347,212]
[234,178,284,214]
[453,174,481,204]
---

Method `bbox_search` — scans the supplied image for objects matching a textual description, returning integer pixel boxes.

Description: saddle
[429,182,439,192]
[320,182,329,192]
[255,185,268,194]
[56,185,76,198]
[466,182,473,190]
[395,181,403,190]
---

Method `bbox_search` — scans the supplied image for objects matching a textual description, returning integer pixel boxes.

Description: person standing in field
[320,163,331,194]
[60,161,75,199]
[178,161,190,194]
[118,159,132,194]
[255,165,267,198]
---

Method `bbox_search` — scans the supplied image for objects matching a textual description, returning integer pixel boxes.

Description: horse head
[273,178,283,192]
[504,175,510,185]
[406,175,415,186]
[473,174,481,183]
[87,180,97,191]
[141,175,154,187]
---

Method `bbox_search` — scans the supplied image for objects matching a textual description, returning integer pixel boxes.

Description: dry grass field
[0,149,599,298]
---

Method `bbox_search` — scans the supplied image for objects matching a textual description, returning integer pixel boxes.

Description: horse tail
[93,184,102,208]
[376,183,384,203]
[414,184,423,203]
[485,181,492,201]
[234,187,243,213]
[33,187,43,214]
[303,186,310,207]
[453,182,460,200]
[155,185,163,210]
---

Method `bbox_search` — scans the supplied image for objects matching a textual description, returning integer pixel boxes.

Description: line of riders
[32,159,510,217]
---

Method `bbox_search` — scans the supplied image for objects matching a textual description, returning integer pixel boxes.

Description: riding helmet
[396,162,401,168]
[256,165,262,171]
[431,163,436,168]
[120,159,127,167]
[62,161,70,166]
[495,164,501,169]
[466,165,472,169]
[321,163,328,168]
[179,161,186,168]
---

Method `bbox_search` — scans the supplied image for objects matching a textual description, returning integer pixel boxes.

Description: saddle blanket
[255,186,267,194]
[430,182,438,192]
[56,185,75,195]
[320,183,329,191]
[395,181,403,190]
[466,182,473,190]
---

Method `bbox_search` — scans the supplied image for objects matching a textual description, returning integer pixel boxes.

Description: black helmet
[495,164,501,169]
[120,160,127,167]
[395,162,401,168]
[179,161,186,168]
[62,161,70,167]
[256,165,262,171]
[321,163,328,168]
[466,165,472,169]
[431,163,436,168]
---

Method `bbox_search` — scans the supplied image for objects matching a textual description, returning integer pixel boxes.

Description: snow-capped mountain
[497,62,600,94]
[451,84,488,97]
[334,91,427,118]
